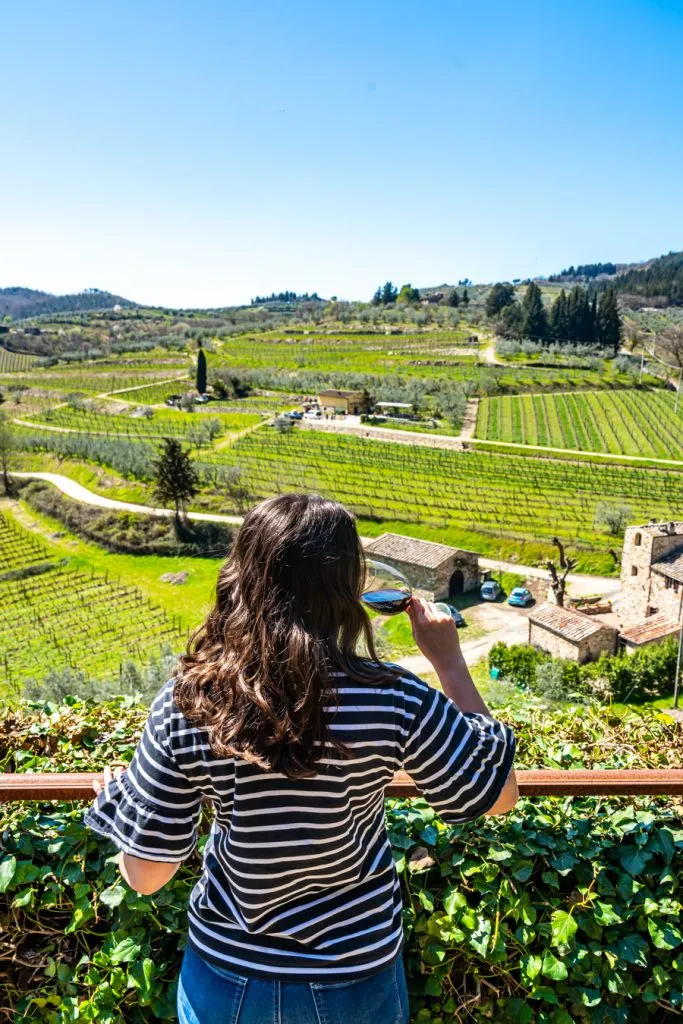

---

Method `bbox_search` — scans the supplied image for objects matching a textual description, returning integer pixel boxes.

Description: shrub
[491,638,680,704]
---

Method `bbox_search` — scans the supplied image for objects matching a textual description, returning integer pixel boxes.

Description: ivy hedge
[1,694,683,1023]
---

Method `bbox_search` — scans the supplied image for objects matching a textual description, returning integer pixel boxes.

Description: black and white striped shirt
[85,672,515,981]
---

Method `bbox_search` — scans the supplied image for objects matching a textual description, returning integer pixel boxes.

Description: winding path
[11,471,244,525]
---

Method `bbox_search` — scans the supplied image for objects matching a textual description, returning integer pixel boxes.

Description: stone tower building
[619,521,683,627]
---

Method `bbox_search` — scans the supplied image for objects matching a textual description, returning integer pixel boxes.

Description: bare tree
[0,411,15,496]
[659,326,683,370]
[545,537,577,607]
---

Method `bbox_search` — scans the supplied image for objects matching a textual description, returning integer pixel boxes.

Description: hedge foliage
[18,480,233,558]
[489,638,680,704]
[1,694,683,1022]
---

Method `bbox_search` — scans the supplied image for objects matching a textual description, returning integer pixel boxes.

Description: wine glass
[361,558,412,614]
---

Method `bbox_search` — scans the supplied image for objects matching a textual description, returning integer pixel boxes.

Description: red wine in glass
[362,559,412,615]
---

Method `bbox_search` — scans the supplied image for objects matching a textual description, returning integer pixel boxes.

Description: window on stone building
[675,581,680,594]
[665,577,672,589]
[634,533,642,546]
[631,565,638,576]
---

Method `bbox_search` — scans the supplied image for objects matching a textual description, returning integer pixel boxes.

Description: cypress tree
[590,293,598,343]
[521,282,549,342]
[448,289,460,307]
[461,287,470,307]
[597,289,623,356]
[153,438,199,526]
[550,289,568,342]
[196,342,207,395]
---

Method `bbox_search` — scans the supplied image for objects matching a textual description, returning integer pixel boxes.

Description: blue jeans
[177,944,410,1024]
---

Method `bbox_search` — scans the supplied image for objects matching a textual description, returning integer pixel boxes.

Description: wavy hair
[173,494,394,778]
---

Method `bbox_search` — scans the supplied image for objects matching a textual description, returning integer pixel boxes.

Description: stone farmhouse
[530,520,683,663]
[363,533,479,601]
[528,604,617,664]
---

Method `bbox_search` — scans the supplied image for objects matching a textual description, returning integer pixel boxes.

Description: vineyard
[199,429,683,553]
[0,347,37,372]
[0,513,184,693]
[209,331,642,394]
[32,404,263,440]
[476,388,683,459]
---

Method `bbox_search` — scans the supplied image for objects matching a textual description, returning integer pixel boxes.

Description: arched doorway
[449,569,464,596]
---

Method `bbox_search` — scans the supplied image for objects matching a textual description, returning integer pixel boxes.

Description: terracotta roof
[364,533,467,570]
[652,545,683,583]
[318,389,363,399]
[528,603,611,643]
[620,615,681,646]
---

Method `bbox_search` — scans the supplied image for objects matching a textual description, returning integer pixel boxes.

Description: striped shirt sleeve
[402,684,515,823]
[84,688,203,863]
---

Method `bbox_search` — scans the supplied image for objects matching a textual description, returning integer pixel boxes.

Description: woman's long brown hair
[173,493,395,778]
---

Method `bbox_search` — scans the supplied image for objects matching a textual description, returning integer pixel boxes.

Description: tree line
[371,281,469,307]
[549,262,617,281]
[486,281,623,354]
[250,291,322,305]
[607,251,683,306]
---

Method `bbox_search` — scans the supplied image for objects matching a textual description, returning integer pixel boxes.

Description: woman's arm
[93,767,184,895]
[116,850,181,895]
[406,597,519,817]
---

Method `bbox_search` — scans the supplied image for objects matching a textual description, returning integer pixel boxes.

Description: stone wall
[619,522,683,627]
[368,551,479,602]
[646,573,683,621]
[529,623,582,661]
[432,552,480,599]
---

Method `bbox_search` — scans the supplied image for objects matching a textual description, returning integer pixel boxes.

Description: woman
[86,494,517,1024]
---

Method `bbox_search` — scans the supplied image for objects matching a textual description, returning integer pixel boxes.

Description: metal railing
[2,769,683,802]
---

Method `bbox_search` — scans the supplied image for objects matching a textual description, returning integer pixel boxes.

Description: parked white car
[480,580,502,601]
[303,410,322,420]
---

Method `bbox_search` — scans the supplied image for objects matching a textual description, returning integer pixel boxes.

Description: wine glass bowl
[361,559,412,614]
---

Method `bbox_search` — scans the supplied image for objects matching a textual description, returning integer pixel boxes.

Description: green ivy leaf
[443,887,467,916]
[542,950,568,981]
[127,957,156,999]
[11,887,35,909]
[619,847,651,878]
[469,913,492,957]
[648,917,683,950]
[100,884,126,908]
[109,937,143,964]
[521,954,543,980]
[593,900,623,926]
[0,855,17,894]
[550,910,577,949]
[512,859,534,882]
[616,934,649,967]
[424,976,442,996]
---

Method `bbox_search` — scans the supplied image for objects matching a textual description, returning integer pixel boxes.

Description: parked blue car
[507,587,534,607]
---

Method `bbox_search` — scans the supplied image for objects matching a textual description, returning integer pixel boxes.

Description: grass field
[476,388,683,459]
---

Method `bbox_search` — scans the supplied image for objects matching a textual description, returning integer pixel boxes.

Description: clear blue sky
[2,0,682,308]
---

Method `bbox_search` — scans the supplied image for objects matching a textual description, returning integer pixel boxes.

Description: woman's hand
[92,765,125,795]
[407,597,462,673]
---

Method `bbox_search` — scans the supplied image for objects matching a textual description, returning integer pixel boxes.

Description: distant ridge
[0,287,137,320]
